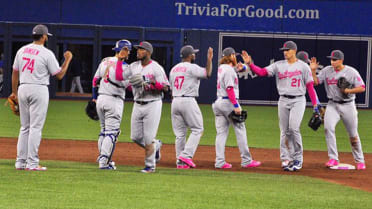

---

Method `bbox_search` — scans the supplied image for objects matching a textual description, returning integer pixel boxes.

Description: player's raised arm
[206,47,213,78]
[55,51,73,80]
[310,57,320,86]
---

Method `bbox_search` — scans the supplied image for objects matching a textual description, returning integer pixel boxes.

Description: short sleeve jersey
[216,64,239,98]
[169,62,207,97]
[265,60,313,96]
[13,43,60,85]
[94,57,129,100]
[124,60,170,101]
[317,65,365,101]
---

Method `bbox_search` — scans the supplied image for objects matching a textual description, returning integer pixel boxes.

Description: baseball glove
[85,101,99,121]
[308,112,322,131]
[6,96,20,116]
[228,110,247,123]
[337,77,353,98]
[129,74,145,88]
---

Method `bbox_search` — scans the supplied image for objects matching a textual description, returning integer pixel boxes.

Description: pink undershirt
[92,76,99,87]
[226,87,238,106]
[116,60,124,81]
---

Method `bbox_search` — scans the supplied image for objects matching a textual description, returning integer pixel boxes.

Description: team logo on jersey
[278,70,302,79]
[326,78,338,85]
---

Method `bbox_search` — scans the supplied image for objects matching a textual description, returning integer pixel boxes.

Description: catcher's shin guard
[98,130,120,167]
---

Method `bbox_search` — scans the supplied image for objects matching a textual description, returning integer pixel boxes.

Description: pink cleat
[281,160,290,168]
[179,156,196,168]
[15,167,25,170]
[26,165,47,171]
[176,164,190,169]
[217,163,232,169]
[242,160,262,168]
[325,159,339,167]
[356,163,366,170]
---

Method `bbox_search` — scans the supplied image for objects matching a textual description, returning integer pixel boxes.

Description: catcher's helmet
[113,39,132,52]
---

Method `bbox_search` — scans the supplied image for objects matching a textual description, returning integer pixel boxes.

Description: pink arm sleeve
[149,81,164,90]
[226,87,239,107]
[306,81,317,106]
[115,60,124,81]
[249,63,268,77]
[92,76,99,87]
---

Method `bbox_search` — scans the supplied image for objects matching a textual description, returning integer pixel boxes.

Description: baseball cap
[180,45,199,58]
[222,47,240,57]
[279,41,297,51]
[134,41,153,54]
[296,51,310,63]
[327,50,344,60]
[32,24,52,36]
[112,39,132,52]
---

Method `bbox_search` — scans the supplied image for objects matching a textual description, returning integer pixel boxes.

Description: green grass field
[0,160,371,209]
[1,99,371,152]
[1,99,371,209]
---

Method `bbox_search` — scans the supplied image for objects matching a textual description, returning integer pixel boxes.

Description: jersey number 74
[22,57,35,73]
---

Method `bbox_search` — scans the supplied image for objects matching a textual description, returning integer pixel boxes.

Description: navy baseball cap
[134,41,153,54]
[32,24,52,36]
[297,51,310,63]
[180,45,199,58]
[279,41,297,51]
[327,50,344,60]
[112,39,132,52]
[222,47,240,57]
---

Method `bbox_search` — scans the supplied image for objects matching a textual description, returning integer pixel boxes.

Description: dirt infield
[1,137,371,192]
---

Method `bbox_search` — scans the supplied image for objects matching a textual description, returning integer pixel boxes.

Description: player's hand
[9,93,17,101]
[234,106,242,115]
[236,62,245,72]
[310,57,319,72]
[207,47,213,61]
[241,50,252,65]
[92,99,96,103]
[64,51,73,61]
[341,88,350,94]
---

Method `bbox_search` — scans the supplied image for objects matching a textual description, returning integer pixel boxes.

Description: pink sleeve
[92,76,99,87]
[226,87,238,107]
[115,60,124,81]
[249,63,268,77]
[149,81,164,90]
[306,81,317,106]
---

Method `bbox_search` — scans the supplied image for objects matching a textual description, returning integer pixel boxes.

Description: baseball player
[11,24,73,171]
[92,39,132,169]
[213,47,261,169]
[310,50,366,170]
[242,41,319,171]
[119,41,169,173]
[169,45,213,169]
[297,51,325,109]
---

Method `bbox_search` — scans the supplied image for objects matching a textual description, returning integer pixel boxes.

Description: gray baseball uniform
[266,60,313,163]
[93,57,129,168]
[123,60,169,170]
[169,62,207,163]
[213,64,253,168]
[317,65,365,163]
[13,43,61,169]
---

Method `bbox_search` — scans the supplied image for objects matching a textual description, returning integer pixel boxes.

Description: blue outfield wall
[0,1,371,107]
[0,0,371,35]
